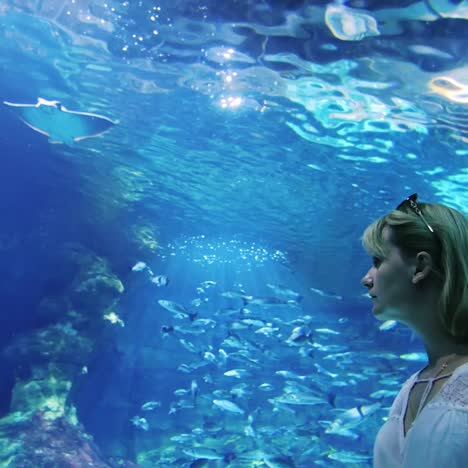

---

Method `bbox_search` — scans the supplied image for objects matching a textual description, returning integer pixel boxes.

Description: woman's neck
[406,295,468,367]
[422,337,468,368]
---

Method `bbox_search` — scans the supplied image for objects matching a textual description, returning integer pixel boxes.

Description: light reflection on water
[0,2,466,465]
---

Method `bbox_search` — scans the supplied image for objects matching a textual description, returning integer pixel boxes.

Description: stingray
[3,97,116,144]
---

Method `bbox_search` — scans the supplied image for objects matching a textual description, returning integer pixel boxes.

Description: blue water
[0,0,466,466]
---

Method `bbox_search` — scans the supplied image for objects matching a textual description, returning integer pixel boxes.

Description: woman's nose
[361,271,373,288]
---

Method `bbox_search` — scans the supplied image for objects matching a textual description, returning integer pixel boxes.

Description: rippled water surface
[0,0,466,466]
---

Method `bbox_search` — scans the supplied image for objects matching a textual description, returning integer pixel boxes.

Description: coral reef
[0,411,138,467]
[129,223,159,254]
[0,243,132,466]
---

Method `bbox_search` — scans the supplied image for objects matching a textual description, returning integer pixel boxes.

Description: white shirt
[374,362,468,467]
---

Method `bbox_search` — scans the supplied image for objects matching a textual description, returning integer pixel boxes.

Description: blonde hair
[362,201,468,340]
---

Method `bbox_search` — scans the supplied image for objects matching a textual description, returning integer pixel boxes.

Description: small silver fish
[270,393,325,406]
[221,290,251,300]
[258,383,274,392]
[213,399,245,414]
[224,369,250,379]
[379,320,397,331]
[183,448,223,460]
[158,300,196,320]
[141,401,161,411]
[245,296,291,306]
[130,416,149,431]
[132,261,148,272]
[310,287,343,300]
[200,280,217,288]
[266,284,303,301]
[400,352,426,362]
[286,326,313,345]
[191,380,199,402]
[151,275,169,287]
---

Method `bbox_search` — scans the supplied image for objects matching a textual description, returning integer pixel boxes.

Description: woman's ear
[412,251,433,284]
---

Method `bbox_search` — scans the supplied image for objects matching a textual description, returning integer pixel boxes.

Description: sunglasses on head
[396,193,434,233]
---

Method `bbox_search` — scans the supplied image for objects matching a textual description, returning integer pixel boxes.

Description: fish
[131,261,148,272]
[244,420,256,438]
[168,399,195,414]
[173,326,205,336]
[178,362,209,373]
[400,352,426,362]
[230,383,251,399]
[212,399,245,414]
[275,370,307,381]
[231,322,249,331]
[244,296,295,306]
[370,389,398,399]
[178,339,198,353]
[170,434,195,443]
[270,392,326,406]
[266,284,303,301]
[328,450,372,464]
[173,380,199,404]
[160,325,174,337]
[258,383,274,392]
[286,326,313,346]
[224,369,250,379]
[220,290,251,300]
[103,311,125,327]
[190,318,217,329]
[241,318,266,328]
[379,320,398,331]
[191,380,199,402]
[203,351,217,363]
[151,275,169,287]
[309,287,343,300]
[130,416,149,431]
[255,326,280,336]
[315,328,340,335]
[158,300,197,321]
[141,401,161,411]
[183,448,224,460]
[200,280,217,288]
[325,402,382,437]
[3,97,115,144]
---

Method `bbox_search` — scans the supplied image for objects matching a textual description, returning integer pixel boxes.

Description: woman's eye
[372,257,382,267]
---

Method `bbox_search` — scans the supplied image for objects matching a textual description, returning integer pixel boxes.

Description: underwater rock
[9,376,75,422]
[61,244,124,315]
[0,411,138,467]
[70,274,124,315]
[0,242,128,462]
[36,295,71,324]
[4,323,93,374]
[3,323,92,425]
[0,241,134,465]
[130,223,159,254]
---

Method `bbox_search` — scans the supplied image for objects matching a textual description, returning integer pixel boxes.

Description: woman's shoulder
[430,362,468,410]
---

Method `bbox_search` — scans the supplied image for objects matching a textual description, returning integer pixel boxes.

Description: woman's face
[361,226,416,322]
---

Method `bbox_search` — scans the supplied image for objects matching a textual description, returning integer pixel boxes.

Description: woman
[361,194,468,467]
